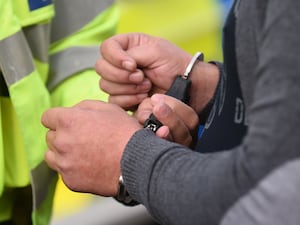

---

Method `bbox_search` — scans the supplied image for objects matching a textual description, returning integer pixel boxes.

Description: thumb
[151,94,172,120]
[100,34,137,71]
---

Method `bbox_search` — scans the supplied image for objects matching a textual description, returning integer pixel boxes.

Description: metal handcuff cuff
[115,52,204,205]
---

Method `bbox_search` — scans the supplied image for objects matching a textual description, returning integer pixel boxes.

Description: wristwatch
[114,175,139,206]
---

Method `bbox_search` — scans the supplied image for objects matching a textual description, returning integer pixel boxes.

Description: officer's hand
[134,94,199,147]
[95,33,192,110]
[41,100,141,196]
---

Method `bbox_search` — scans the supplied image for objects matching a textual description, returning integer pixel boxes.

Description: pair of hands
[42,33,201,196]
[96,33,200,145]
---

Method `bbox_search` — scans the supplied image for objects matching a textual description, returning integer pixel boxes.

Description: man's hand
[41,100,142,196]
[95,33,192,110]
[135,94,199,147]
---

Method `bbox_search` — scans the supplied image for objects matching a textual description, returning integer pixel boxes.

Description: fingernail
[129,70,144,83]
[151,94,164,104]
[136,93,148,100]
[122,60,136,71]
[156,102,170,118]
[137,79,151,91]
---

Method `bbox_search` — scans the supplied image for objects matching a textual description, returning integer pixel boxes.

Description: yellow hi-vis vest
[0,0,119,224]
[0,0,57,225]
[49,0,118,107]
[48,0,118,219]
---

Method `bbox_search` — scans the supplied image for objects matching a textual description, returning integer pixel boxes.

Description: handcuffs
[115,52,204,205]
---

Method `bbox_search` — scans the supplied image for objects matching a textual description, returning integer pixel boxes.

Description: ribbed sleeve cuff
[120,128,173,208]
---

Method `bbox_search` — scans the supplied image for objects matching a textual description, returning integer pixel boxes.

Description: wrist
[188,61,220,113]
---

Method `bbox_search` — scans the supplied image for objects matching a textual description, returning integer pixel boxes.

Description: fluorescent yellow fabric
[0,189,13,221]
[2,97,30,187]
[50,4,119,54]
[51,69,108,107]
[50,4,118,106]
[34,59,50,85]
[1,0,119,222]
[50,3,118,106]
[5,71,54,225]
[0,0,20,41]
[49,3,119,220]
[12,0,54,27]
[0,0,53,183]
[0,1,29,221]
[0,2,53,220]
[9,72,50,169]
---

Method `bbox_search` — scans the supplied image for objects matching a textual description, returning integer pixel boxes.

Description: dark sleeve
[198,61,224,125]
[121,1,300,225]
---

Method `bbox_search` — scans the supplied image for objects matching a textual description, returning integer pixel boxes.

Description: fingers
[99,76,151,96]
[44,129,58,171]
[45,129,56,151]
[151,94,199,146]
[100,33,160,70]
[45,149,57,171]
[100,34,138,71]
[152,94,199,130]
[96,33,166,86]
[42,107,79,131]
[95,34,153,110]
[135,94,199,146]
[108,94,149,110]
[97,62,151,109]
[41,107,64,130]
[156,126,172,141]
[95,57,143,84]
[134,97,153,124]
[153,101,191,145]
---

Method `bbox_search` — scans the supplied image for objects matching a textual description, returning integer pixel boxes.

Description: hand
[134,94,199,147]
[95,33,192,110]
[41,100,142,196]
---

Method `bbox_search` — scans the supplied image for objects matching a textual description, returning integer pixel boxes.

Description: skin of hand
[134,94,199,147]
[95,32,220,114]
[41,100,142,196]
[95,33,193,110]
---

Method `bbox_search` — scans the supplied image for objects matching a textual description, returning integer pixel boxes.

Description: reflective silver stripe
[48,46,100,90]
[23,23,51,63]
[31,161,57,210]
[0,31,35,86]
[51,0,114,42]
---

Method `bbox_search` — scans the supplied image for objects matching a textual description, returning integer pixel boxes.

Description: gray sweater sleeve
[121,1,300,225]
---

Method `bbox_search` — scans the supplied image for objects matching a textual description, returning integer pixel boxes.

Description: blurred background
[50,0,232,224]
